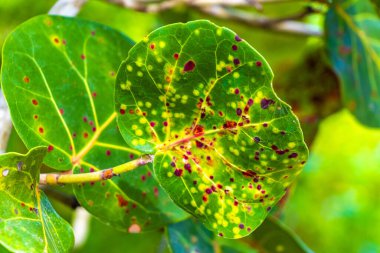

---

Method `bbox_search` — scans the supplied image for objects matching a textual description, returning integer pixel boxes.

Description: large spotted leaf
[1,15,188,232]
[0,147,74,253]
[115,20,308,238]
[326,0,380,127]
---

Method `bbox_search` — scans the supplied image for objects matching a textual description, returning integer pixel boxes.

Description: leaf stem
[39,154,154,185]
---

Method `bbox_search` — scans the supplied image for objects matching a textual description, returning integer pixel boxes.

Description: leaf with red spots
[326,0,380,127]
[0,147,74,253]
[115,20,308,238]
[1,15,188,233]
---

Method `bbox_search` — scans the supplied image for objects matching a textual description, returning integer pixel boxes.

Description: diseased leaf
[115,20,308,238]
[326,0,380,127]
[0,147,74,253]
[1,15,188,232]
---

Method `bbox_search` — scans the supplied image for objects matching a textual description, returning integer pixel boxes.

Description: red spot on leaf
[23,76,30,83]
[47,145,54,152]
[174,169,183,177]
[174,53,179,60]
[242,170,257,178]
[183,60,195,72]
[116,194,128,207]
[193,125,204,136]
[32,99,38,106]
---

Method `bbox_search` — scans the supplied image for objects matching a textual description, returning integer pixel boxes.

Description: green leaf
[167,219,214,253]
[115,20,308,238]
[167,217,312,253]
[0,147,74,253]
[247,216,313,253]
[1,15,188,232]
[167,219,258,253]
[74,217,169,253]
[326,0,380,127]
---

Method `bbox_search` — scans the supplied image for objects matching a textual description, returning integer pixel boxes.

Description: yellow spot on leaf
[233,72,240,79]
[159,41,166,48]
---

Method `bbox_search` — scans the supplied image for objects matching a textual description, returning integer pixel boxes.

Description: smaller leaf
[74,217,168,253]
[246,216,313,253]
[167,219,214,253]
[167,219,259,253]
[0,147,74,253]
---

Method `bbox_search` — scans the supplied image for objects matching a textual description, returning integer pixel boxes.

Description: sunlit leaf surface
[326,0,380,127]
[1,15,188,232]
[116,20,308,238]
[0,147,74,253]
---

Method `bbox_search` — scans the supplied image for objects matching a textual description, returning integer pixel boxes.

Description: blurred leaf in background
[0,0,55,59]
[326,0,380,127]
[283,109,380,253]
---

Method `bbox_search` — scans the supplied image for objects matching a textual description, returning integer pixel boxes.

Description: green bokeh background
[1,1,379,252]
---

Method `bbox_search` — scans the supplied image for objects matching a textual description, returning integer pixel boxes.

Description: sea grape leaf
[167,217,312,253]
[246,216,313,253]
[74,217,169,253]
[1,15,188,232]
[167,219,257,253]
[115,20,308,238]
[0,147,74,253]
[326,0,380,127]
[167,219,214,253]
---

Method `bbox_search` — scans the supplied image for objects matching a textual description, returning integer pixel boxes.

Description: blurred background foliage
[1,0,380,252]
